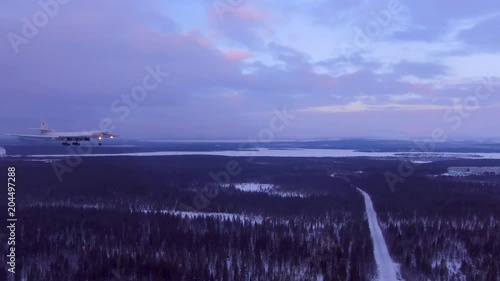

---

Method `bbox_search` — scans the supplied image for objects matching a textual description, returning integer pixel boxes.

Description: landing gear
[72,142,81,146]
[98,142,102,146]
[62,142,70,146]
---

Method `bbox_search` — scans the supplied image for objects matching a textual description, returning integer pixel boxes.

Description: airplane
[5,121,118,146]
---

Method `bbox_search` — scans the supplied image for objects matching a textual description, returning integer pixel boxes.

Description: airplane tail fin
[28,121,53,135]
[40,121,52,135]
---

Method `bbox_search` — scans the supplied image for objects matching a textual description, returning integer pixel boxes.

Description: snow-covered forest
[0,156,498,280]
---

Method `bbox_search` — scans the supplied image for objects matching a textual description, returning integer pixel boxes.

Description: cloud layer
[1,0,499,139]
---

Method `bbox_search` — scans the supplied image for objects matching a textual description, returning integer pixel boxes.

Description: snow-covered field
[9,148,500,159]
[358,188,402,281]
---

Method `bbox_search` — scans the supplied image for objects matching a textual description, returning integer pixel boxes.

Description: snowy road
[358,188,401,281]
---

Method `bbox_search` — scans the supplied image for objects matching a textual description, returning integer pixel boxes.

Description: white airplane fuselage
[6,122,118,146]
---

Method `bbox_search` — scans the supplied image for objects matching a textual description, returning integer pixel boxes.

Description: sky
[1,0,499,140]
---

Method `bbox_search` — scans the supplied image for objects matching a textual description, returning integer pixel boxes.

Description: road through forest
[358,188,401,281]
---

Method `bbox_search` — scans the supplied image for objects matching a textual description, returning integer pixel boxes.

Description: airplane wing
[7,133,95,141]
[57,132,92,138]
[5,134,57,140]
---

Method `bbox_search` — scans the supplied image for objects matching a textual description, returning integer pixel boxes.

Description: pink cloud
[327,77,338,86]
[131,26,215,54]
[409,83,438,97]
[222,49,254,61]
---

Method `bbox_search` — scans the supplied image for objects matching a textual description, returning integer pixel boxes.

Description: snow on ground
[21,202,264,223]
[22,159,59,163]
[23,202,105,209]
[277,191,307,198]
[358,188,402,281]
[157,210,264,224]
[411,160,434,164]
[16,148,500,159]
[444,166,500,176]
[222,183,307,198]
[432,259,462,276]
[441,171,471,177]
[230,183,274,192]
